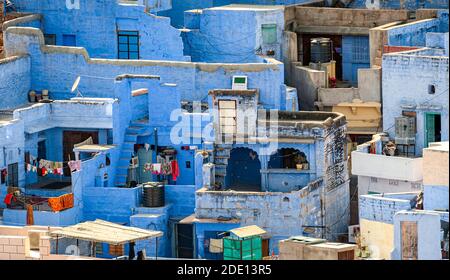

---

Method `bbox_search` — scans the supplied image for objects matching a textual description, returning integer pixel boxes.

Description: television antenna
[71,76,83,97]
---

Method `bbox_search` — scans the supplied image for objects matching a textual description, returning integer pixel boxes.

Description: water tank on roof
[310,38,332,63]
[142,182,165,207]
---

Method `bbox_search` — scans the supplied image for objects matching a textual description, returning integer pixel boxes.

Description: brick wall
[0,227,51,260]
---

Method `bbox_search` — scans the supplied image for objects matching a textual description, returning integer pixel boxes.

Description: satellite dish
[71,76,81,93]
[71,76,83,97]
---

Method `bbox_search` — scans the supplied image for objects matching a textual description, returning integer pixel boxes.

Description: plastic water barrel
[142,182,165,207]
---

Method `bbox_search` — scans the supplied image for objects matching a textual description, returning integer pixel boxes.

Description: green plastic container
[223,236,262,260]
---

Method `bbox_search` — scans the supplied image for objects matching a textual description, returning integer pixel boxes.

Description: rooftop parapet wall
[3,25,285,108]
[12,98,118,133]
[359,193,418,224]
[285,6,430,30]
[351,150,424,181]
[195,179,325,237]
[386,18,440,47]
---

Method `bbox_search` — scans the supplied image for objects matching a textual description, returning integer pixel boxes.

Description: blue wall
[424,185,449,211]
[0,56,30,110]
[387,19,440,47]
[12,0,188,61]
[4,29,285,109]
[182,6,284,63]
[359,193,417,224]
[159,0,312,28]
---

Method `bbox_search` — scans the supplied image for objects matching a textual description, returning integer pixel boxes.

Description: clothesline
[25,155,82,175]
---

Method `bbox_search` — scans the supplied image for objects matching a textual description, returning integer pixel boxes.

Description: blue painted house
[381,10,449,156]
[0,0,351,259]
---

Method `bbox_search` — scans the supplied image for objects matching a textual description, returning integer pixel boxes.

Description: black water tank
[142,182,165,207]
[310,38,332,63]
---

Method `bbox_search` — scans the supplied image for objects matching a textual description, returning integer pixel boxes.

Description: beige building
[278,236,356,260]
[0,224,97,260]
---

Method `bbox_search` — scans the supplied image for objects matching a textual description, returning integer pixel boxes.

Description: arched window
[268,148,309,170]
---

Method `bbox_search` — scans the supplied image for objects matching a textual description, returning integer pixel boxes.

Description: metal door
[425,113,441,148]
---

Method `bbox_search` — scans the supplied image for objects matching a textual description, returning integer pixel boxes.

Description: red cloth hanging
[4,193,14,205]
[171,160,179,181]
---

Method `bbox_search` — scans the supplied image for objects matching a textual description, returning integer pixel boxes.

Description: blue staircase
[115,118,149,187]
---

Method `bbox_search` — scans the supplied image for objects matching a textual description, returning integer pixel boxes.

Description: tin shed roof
[50,219,163,245]
[229,225,266,238]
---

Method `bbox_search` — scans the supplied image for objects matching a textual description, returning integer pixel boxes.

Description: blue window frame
[117,31,139,59]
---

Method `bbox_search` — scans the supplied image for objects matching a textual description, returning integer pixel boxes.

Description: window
[428,84,436,94]
[7,163,19,187]
[185,161,191,169]
[62,34,76,46]
[44,34,56,45]
[118,31,139,59]
[262,24,277,44]
[370,177,378,183]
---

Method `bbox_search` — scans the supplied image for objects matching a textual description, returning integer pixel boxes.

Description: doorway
[262,238,270,258]
[226,148,261,191]
[175,223,194,259]
[424,113,441,148]
[63,131,99,175]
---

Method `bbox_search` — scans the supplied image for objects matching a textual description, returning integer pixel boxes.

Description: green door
[137,147,152,184]
[424,113,441,148]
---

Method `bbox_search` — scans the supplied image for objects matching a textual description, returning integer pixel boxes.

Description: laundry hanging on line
[67,160,82,172]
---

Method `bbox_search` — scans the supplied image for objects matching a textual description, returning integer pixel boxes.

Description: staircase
[115,118,149,187]
[213,143,232,189]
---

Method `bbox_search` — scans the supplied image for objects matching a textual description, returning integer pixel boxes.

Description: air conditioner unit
[232,76,248,90]
[394,116,416,145]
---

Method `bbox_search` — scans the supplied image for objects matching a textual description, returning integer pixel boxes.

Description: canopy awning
[73,144,116,153]
[49,219,163,245]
